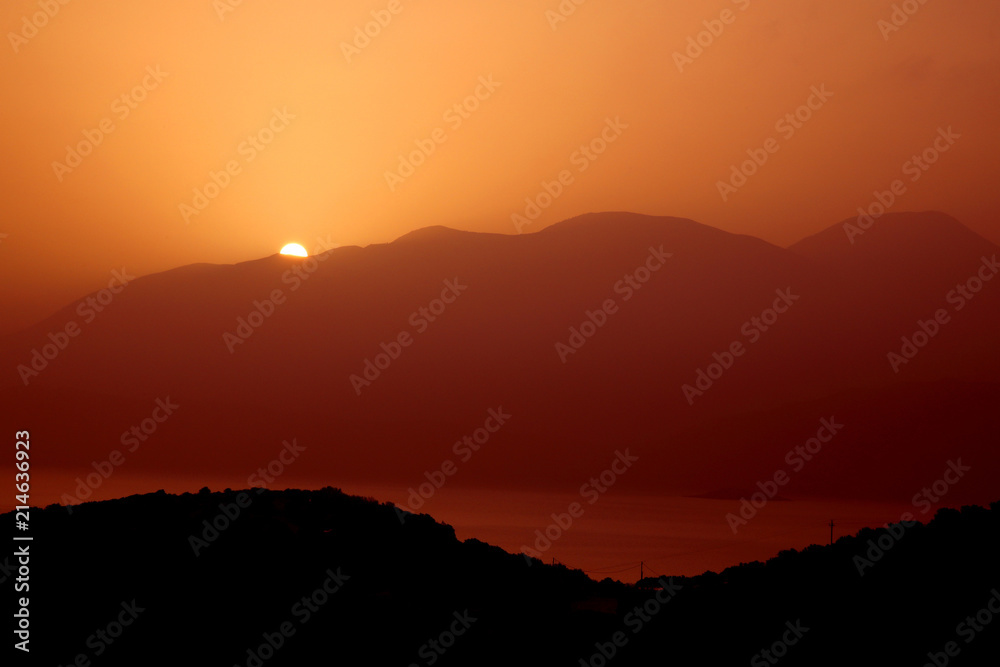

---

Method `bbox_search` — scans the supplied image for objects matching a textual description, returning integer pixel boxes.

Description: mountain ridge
[2,210,997,504]
[8,488,999,666]
[8,209,996,338]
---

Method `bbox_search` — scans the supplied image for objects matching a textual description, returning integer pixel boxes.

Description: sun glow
[280,243,308,257]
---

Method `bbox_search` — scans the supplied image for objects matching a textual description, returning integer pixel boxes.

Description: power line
[573,519,888,581]
[582,561,643,575]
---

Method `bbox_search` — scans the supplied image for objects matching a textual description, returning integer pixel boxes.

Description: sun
[280,243,308,257]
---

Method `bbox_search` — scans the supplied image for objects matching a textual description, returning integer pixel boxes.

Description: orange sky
[2,0,999,332]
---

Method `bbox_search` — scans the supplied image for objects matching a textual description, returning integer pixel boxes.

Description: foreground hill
[6,489,999,665]
[1,211,998,502]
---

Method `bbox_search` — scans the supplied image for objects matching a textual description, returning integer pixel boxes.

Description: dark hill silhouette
[1,212,998,503]
[5,490,998,666]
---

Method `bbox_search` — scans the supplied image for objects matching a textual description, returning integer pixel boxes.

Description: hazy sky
[2,0,998,331]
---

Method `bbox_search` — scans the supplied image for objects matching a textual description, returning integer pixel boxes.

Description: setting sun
[279,243,308,257]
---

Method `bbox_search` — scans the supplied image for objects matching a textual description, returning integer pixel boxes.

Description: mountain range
[2,211,998,504]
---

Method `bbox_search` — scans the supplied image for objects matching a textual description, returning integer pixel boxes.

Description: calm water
[333,483,916,580]
[31,471,917,581]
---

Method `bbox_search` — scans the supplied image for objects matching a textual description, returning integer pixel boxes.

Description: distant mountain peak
[538,211,704,233]
[391,225,469,244]
[789,210,996,262]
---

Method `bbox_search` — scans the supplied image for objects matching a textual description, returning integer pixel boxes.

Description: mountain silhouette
[6,489,997,666]
[1,211,997,503]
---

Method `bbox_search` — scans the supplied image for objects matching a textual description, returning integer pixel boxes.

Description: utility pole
[829,519,834,546]
[640,561,644,582]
